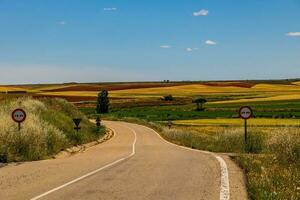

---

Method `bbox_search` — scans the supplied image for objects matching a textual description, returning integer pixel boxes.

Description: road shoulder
[219,155,248,200]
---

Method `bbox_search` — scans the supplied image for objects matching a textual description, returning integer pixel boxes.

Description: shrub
[245,132,266,153]
[193,98,207,111]
[162,95,174,101]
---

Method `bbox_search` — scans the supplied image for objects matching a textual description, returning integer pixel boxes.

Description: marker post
[244,119,247,145]
[239,106,253,152]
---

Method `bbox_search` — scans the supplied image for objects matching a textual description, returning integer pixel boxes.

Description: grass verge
[0,97,105,162]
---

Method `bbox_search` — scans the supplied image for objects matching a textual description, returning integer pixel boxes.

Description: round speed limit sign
[12,109,27,123]
[239,106,253,120]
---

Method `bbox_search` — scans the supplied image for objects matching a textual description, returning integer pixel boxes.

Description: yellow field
[251,83,300,91]
[39,91,99,97]
[174,118,300,127]
[292,81,300,85]
[211,94,300,104]
[0,86,28,92]
[2,81,300,104]
[109,84,249,97]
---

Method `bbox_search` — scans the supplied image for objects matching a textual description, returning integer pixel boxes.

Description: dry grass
[0,98,67,161]
[173,118,300,127]
[0,97,103,162]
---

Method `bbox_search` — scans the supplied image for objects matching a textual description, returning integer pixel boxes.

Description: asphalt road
[0,121,247,200]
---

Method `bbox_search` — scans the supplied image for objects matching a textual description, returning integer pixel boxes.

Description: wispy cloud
[104,7,117,11]
[186,47,198,52]
[160,45,171,49]
[57,21,66,25]
[205,40,217,45]
[193,9,209,16]
[286,32,300,37]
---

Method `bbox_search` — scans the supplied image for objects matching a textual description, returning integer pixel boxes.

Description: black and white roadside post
[167,120,172,129]
[73,118,82,133]
[167,113,172,129]
[12,109,26,131]
[96,116,101,128]
[239,106,253,152]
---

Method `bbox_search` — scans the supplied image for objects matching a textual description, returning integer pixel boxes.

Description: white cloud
[193,9,209,16]
[104,7,117,11]
[186,47,198,52]
[286,32,300,37]
[57,21,66,25]
[205,40,217,45]
[160,45,171,48]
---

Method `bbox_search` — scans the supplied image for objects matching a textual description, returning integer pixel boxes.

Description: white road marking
[30,126,137,200]
[138,124,230,200]
[216,156,230,200]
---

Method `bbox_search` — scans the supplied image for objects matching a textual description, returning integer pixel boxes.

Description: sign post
[96,117,101,128]
[73,118,82,133]
[12,109,27,131]
[239,106,253,151]
[167,120,172,129]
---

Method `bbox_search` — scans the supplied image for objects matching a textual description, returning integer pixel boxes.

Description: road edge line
[138,124,230,200]
[30,126,137,200]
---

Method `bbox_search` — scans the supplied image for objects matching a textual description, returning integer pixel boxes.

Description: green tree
[193,98,207,111]
[96,90,109,113]
[162,95,173,101]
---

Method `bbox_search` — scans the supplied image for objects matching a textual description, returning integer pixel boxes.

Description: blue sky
[0,0,299,84]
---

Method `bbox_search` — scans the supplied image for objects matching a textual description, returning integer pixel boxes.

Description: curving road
[0,121,247,200]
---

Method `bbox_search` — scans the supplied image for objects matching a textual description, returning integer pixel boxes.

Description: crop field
[0,86,28,93]
[1,80,300,199]
[2,81,300,105]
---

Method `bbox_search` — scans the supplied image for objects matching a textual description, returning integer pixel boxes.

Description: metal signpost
[239,106,253,150]
[12,108,26,131]
[73,118,82,133]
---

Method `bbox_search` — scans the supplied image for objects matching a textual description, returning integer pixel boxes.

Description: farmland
[1,80,300,199]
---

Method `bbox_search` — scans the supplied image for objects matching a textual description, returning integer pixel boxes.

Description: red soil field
[202,82,255,88]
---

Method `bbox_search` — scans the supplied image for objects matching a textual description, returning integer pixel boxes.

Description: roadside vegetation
[0,97,105,163]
